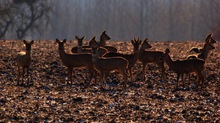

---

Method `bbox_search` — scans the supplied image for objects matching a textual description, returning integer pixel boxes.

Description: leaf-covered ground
[0,40,219,122]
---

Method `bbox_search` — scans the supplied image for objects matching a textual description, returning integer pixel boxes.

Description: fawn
[160,48,205,88]
[189,33,216,53]
[16,40,34,85]
[71,35,108,57]
[103,37,144,81]
[138,39,165,80]
[56,39,97,84]
[89,36,129,89]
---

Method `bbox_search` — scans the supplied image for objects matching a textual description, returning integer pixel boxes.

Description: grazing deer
[187,38,215,60]
[138,39,164,80]
[16,40,34,85]
[71,35,108,57]
[103,37,145,81]
[160,48,205,88]
[90,37,129,89]
[189,33,216,53]
[56,39,97,84]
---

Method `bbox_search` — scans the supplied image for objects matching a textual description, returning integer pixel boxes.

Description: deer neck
[25,50,31,60]
[58,47,67,61]
[92,52,99,64]
[99,37,106,46]
[77,46,82,53]
[164,54,175,69]
[199,46,209,60]
[133,50,139,63]
[139,46,145,57]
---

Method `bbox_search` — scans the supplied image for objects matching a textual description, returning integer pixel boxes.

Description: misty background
[1,0,220,41]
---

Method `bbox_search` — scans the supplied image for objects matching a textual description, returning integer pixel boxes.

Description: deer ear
[63,39,67,43]
[144,38,148,42]
[139,40,142,45]
[205,33,212,42]
[75,35,79,40]
[30,40,34,44]
[56,38,60,43]
[92,36,96,40]
[81,36,85,40]
[102,31,106,34]
[131,40,134,44]
[165,48,170,53]
[23,40,27,44]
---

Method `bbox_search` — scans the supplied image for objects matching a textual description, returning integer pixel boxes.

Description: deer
[16,40,34,85]
[56,39,97,85]
[71,35,108,57]
[187,38,215,60]
[71,31,117,53]
[189,33,216,53]
[98,31,117,52]
[138,39,165,80]
[103,37,146,81]
[89,36,129,89]
[160,48,205,89]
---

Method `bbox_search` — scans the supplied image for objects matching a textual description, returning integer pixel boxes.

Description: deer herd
[15,31,216,90]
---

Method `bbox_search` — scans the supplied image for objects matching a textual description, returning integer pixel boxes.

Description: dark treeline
[1,0,220,41]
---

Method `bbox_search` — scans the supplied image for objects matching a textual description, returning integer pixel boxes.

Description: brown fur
[16,40,34,85]
[90,37,129,89]
[56,39,97,84]
[138,39,164,80]
[71,35,108,57]
[103,37,146,81]
[189,33,216,53]
[161,48,205,88]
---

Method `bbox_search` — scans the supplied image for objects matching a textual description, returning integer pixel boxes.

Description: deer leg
[99,71,104,88]
[22,66,25,85]
[176,73,180,89]
[142,62,147,81]
[123,70,128,89]
[26,66,29,84]
[129,67,133,81]
[17,66,21,85]
[156,61,165,79]
[181,74,185,88]
[197,72,204,89]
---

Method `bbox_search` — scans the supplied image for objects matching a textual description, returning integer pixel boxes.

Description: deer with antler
[16,40,34,85]
[103,37,148,81]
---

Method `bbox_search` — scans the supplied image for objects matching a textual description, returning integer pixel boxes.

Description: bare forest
[0,0,220,122]
[1,0,220,41]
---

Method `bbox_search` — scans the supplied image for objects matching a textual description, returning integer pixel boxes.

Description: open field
[0,40,219,122]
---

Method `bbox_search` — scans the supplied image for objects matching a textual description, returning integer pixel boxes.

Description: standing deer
[103,37,146,81]
[160,48,205,89]
[138,39,165,80]
[189,33,216,53]
[71,31,117,53]
[16,40,34,85]
[56,39,97,84]
[71,35,108,57]
[187,38,215,60]
[90,37,129,89]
